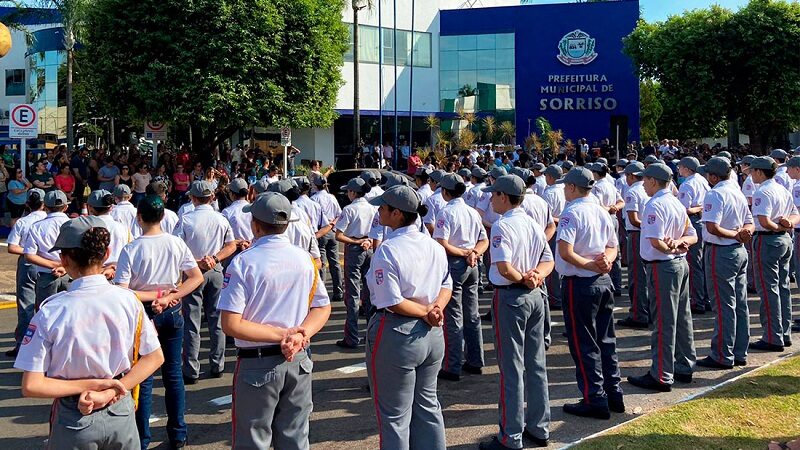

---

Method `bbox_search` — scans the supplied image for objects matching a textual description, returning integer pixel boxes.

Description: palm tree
[351,0,375,154]
[482,115,496,144]
[424,113,439,148]
[499,121,515,145]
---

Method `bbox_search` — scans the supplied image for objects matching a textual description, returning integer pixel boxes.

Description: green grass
[576,356,800,450]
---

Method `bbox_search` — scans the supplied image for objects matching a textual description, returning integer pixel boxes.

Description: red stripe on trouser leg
[653,264,664,383]
[492,290,508,445]
[442,307,450,371]
[756,236,773,344]
[231,359,240,449]
[370,315,387,449]
[568,279,590,402]
[631,237,638,316]
[48,399,57,442]
[712,246,724,361]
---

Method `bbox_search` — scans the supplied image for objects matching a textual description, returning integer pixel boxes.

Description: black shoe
[358,305,366,317]
[734,359,747,366]
[747,286,757,294]
[749,340,784,352]
[4,348,18,357]
[462,363,483,375]
[696,356,733,370]
[183,376,198,385]
[550,303,562,311]
[522,429,548,447]
[335,339,359,349]
[784,338,793,347]
[478,287,485,296]
[608,395,625,413]
[793,324,800,333]
[628,372,671,392]
[705,304,714,312]
[674,373,692,384]
[478,437,513,450]
[438,370,460,381]
[691,307,706,315]
[169,440,187,449]
[209,369,224,379]
[562,400,611,420]
[481,311,493,323]
[616,318,649,329]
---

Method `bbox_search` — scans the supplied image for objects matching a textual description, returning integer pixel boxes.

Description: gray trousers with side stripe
[491,286,550,448]
[752,233,793,345]
[545,235,561,307]
[366,311,446,450]
[625,230,649,323]
[318,231,343,300]
[645,258,696,385]
[442,255,484,375]
[688,214,709,309]
[704,243,749,365]
[610,215,622,292]
[35,271,70,309]
[343,243,372,345]
[47,394,139,450]
[183,265,225,379]
[14,256,38,348]
[232,351,313,450]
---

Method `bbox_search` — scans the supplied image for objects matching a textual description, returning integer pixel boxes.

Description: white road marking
[552,321,562,326]
[337,362,367,374]
[149,415,165,424]
[208,395,232,406]
[613,307,623,312]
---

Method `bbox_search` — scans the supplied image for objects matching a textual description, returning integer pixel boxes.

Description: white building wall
[0,28,36,117]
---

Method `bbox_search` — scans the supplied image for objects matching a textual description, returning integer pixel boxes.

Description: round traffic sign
[147,121,165,131]
[11,104,36,127]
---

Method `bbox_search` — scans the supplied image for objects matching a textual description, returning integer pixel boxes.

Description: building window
[345,23,432,68]
[5,69,25,96]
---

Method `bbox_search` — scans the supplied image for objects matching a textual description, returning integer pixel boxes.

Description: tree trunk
[66,48,74,152]
[352,2,361,156]
[727,119,739,149]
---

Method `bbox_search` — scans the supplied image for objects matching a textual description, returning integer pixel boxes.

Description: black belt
[347,237,368,240]
[237,346,282,358]
[641,257,684,265]
[753,231,787,236]
[688,213,701,218]
[493,283,531,290]
[706,242,742,247]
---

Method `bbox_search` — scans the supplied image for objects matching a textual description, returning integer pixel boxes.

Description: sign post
[280,127,291,178]
[144,121,168,167]
[9,104,38,174]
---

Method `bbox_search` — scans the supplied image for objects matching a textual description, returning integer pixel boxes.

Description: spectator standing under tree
[6,168,30,227]
[97,158,120,192]
[30,161,54,192]
[71,147,91,207]
[132,165,152,206]
[54,165,76,209]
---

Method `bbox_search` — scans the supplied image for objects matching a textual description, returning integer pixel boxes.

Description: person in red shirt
[177,146,191,168]
[54,164,76,204]
[172,164,191,207]
[407,147,423,176]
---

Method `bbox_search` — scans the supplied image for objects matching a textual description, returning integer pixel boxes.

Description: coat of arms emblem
[557,29,598,66]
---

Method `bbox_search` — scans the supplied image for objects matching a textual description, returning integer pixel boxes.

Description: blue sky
[523,0,753,21]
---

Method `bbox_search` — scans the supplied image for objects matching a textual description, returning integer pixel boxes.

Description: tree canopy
[83,0,348,154]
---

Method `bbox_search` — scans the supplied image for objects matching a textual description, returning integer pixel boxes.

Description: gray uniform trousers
[232,350,314,450]
[366,311,446,450]
[644,257,696,385]
[491,286,550,448]
[343,243,372,345]
[687,214,709,309]
[704,243,750,365]
[14,256,38,348]
[182,265,225,379]
[610,215,622,292]
[752,232,793,345]
[35,271,70,309]
[544,236,561,308]
[746,240,756,290]
[442,255,484,375]
[318,231,343,301]
[48,394,139,450]
[625,231,650,323]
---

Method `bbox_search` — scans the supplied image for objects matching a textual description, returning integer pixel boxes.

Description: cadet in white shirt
[786,157,800,334]
[335,177,377,348]
[219,192,331,450]
[477,167,507,230]
[6,189,45,357]
[15,216,164,450]
[738,155,759,292]
[294,176,325,235]
[86,190,131,279]
[617,162,651,329]
[614,160,630,268]
[457,168,474,190]
[111,184,137,227]
[531,163,547,196]
[414,168,434,204]
[514,168,556,238]
[369,173,427,248]
[695,157,754,370]
[24,190,71,306]
[479,175,553,450]
[221,178,254,248]
[749,156,799,351]
[771,149,792,191]
[432,174,488,381]
[614,159,630,199]
[366,186,452,450]
[589,163,624,294]
[677,157,711,314]
[115,195,205,449]
[174,180,237,383]
[541,165,566,311]
[130,181,179,238]
[424,170,448,234]
[464,167,488,208]
[628,163,698,392]
[311,176,344,302]
[362,171,384,200]
[556,168,623,420]
[267,179,322,264]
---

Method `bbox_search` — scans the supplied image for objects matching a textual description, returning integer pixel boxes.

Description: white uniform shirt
[111,201,137,228]
[432,197,487,249]
[556,196,618,277]
[640,188,696,261]
[98,214,131,265]
[678,173,710,209]
[364,185,384,200]
[775,166,792,191]
[792,180,800,230]
[368,210,427,241]
[14,275,160,379]
[311,190,342,226]
[476,189,501,225]
[752,178,799,231]
[221,199,254,241]
[287,206,321,258]
[130,209,179,239]
[177,202,194,218]
[423,189,448,225]
[623,181,650,231]
[521,188,554,230]
[115,233,198,291]
[591,178,622,208]
[489,208,553,286]
[7,210,47,247]
[416,184,433,204]
[464,182,485,208]
[173,204,235,260]
[367,225,452,309]
[533,175,546,196]
[615,176,629,199]
[23,212,70,273]
[335,197,375,238]
[701,178,753,245]
[295,195,323,231]
[218,234,329,348]
[541,184,566,219]
[742,175,758,200]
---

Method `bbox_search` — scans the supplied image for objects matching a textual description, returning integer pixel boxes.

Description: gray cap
[471,167,488,179]
[624,161,645,175]
[557,167,595,188]
[87,189,112,208]
[229,178,249,194]
[517,168,534,182]
[113,184,131,197]
[750,156,777,171]
[596,157,609,166]
[189,180,214,198]
[544,165,563,179]
[483,175,526,196]
[786,156,800,169]
[313,176,328,186]
[381,172,409,189]
[643,155,659,165]
[489,166,507,180]
[562,160,574,170]
[770,149,788,160]
[360,171,379,182]
[294,176,311,189]
[457,168,472,179]
[532,163,546,172]
[737,155,756,166]
[244,192,295,225]
[342,177,368,193]
[718,150,733,160]
[678,157,700,172]
[439,173,464,191]
[49,216,107,252]
[699,157,732,177]
[587,163,604,173]
[44,190,69,208]
[368,185,420,213]
[252,179,270,194]
[414,167,432,178]
[616,158,629,167]
[28,188,45,201]
[430,169,446,183]
[267,179,296,196]
[639,163,673,182]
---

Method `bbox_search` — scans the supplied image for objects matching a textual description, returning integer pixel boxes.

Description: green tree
[639,79,662,142]
[84,0,348,159]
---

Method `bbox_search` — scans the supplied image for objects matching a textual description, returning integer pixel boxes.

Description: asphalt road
[0,249,796,449]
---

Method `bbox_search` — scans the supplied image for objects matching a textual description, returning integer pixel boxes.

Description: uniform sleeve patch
[647,214,656,225]
[22,324,36,345]
[223,273,231,288]
[560,216,570,227]
[704,203,712,212]
[375,269,384,285]
[755,197,762,206]
[436,219,445,229]
[492,235,502,248]
[625,195,632,203]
